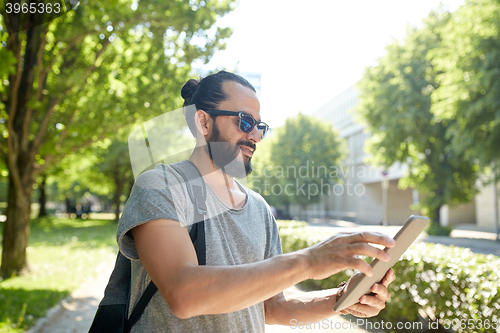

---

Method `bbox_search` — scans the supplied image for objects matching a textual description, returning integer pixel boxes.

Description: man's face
[205,81,262,178]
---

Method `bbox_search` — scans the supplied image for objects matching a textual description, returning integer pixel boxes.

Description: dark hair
[181,71,256,137]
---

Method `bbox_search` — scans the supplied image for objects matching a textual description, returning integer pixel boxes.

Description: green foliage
[430,0,500,176]
[51,140,133,196]
[280,225,500,332]
[276,220,310,230]
[48,108,194,216]
[355,9,479,221]
[1,0,235,166]
[0,0,236,275]
[0,217,117,332]
[425,221,452,236]
[251,113,346,208]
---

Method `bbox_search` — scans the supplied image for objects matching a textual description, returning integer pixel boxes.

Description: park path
[27,261,114,333]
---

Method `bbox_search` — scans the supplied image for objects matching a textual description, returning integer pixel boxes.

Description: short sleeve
[265,211,283,259]
[117,165,188,260]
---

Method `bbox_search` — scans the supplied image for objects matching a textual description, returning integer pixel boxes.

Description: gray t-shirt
[117,161,282,332]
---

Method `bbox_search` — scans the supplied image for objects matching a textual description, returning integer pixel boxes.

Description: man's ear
[194,109,211,137]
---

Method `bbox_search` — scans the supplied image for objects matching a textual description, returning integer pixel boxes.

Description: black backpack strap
[127,162,207,330]
[127,280,158,330]
[170,161,207,266]
[98,252,132,306]
[127,225,200,329]
[191,185,206,266]
[89,253,132,333]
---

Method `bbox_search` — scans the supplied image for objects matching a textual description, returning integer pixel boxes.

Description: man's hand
[342,268,395,317]
[302,232,395,280]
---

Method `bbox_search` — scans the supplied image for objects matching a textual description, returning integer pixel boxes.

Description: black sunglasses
[204,110,269,139]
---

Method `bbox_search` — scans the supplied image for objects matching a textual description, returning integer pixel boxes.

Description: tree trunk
[38,175,47,218]
[125,179,134,203]
[1,11,43,278]
[433,205,441,226]
[113,175,125,224]
[431,182,444,226]
[1,176,34,278]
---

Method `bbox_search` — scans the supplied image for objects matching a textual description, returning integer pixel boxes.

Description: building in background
[237,71,262,97]
[307,84,492,228]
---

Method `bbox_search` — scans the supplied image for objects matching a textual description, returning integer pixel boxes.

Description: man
[117,71,395,332]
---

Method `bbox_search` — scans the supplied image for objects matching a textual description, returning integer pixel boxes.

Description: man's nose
[246,125,261,144]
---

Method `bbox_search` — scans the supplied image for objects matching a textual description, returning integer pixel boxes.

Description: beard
[204,121,255,179]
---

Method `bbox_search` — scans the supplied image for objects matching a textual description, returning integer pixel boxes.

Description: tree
[50,108,192,223]
[0,0,234,277]
[355,10,478,224]
[61,140,134,223]
[251,113,345,216]
[430,0,500,226]
[36,174,48,218]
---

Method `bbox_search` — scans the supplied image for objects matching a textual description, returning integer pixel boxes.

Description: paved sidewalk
[27,261,114,333]
[307,220,500,256]
[26,223,500,333]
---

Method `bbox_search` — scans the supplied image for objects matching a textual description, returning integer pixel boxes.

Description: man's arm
[264,268,395,325]
[130,219,395,320]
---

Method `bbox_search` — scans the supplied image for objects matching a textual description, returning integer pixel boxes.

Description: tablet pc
[333,215,430,312]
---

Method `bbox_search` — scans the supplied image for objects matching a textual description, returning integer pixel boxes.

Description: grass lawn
[0,217,118,333]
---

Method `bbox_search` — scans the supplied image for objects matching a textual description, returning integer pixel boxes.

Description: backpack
[89,161,207,333]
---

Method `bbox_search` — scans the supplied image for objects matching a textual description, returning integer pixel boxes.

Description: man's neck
[189,146,244,197]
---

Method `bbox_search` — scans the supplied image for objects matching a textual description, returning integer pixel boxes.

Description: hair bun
[181,79,200,105]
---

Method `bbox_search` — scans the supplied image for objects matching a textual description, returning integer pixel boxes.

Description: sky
[198,0,465,129]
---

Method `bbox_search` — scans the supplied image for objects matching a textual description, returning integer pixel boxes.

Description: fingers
[331,233,395,274]
[343,242,391,263]
[379,268,395,287]
[342,256,374,277]
[338,253,397,318]
[339,231,396,248]
[307,232,395,280]
[347,299,385,317]
[368,283,390,302]
[346,284,390,318]
[344,270,395,318]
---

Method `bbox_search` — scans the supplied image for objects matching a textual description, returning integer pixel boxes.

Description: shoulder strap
[170,161,206,266]
[170,160,207,217]
[127,162,207,329]
[98,252,132,307]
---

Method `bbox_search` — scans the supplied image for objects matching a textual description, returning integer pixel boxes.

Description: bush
[426,222,453,236]
[279,225,500,333]
[276,220,309,230]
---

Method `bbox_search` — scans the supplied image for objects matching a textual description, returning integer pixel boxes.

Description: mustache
[237,140,257,153]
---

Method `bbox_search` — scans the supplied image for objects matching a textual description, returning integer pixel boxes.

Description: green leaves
[430,0,500,173]
[251,113,346,207]
[1,0,236,174]
[355,8,479,221]
[0,0,237,275]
